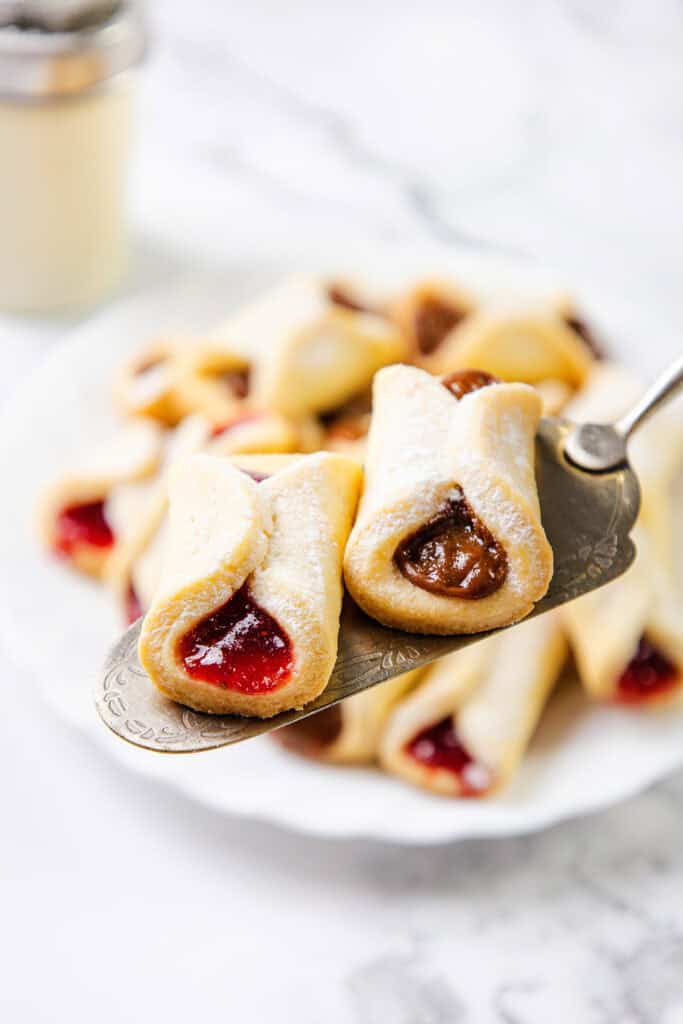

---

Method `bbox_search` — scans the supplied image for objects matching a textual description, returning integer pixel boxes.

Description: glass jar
[0,1,146,312]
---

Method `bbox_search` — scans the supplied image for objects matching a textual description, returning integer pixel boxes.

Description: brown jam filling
[221,367,250,399]
[327,283,374,314]
[320,391,372,425]
[319,390,372,441]
[414,296,467,355]
[563,313,604,360]
[441,369,499,400]
[394,488,508,599]
[325,413,370,442]
[210,411,263,438]
[274,705,343,758]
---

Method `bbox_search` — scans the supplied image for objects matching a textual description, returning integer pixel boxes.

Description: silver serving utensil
[95,356,683,753]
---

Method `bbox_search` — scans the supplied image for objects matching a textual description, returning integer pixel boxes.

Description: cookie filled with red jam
[39,419,163,578]
[378,644,492,796]
[139,451,361,718]
[615,635,679,705]
[564,519,683,708]
[380,614,567,797]
[405,716,493,796]
[344,365,553,635]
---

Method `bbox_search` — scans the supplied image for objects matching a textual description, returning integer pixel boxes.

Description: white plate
[1,241,682,844]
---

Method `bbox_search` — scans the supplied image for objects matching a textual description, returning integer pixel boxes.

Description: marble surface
[2,2,683,1021]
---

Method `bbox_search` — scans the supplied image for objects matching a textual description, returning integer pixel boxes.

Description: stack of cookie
[39,273,683,798]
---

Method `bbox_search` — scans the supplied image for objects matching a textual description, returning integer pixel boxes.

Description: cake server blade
[94,416,641,753]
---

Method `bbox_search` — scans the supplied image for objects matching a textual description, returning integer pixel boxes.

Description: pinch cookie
[422,309,595,389]
[563,521,683,706]
[319,389,372,460]
[139,451,361,717]
[106,416,211,622]
[114,337,199,425]
[567,362,683,554]
[108,411,311,626]
[379,644,493,796]
[38,419,163,578]
[452,613,566,794]
[275,667,425,765]
[379,615,566,797]
[124,455,309,622]
[343,365,553,634]
[173,343,251,426]
[389,278,476,361]
[209,275,406,417]
[207,409,322,455]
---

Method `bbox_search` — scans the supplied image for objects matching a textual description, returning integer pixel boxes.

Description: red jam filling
[406,717,491,796]
[242,469,269,483]
[210,411,263,438]
[414,297,467,355]
[125,585,144,625]
[221,368,250,399]
[616,635,678,704]
[54,501,114,556]
[442,369,499,400]
[178,583,293,693]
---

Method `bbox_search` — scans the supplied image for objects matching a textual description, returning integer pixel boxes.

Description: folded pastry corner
[562,364,683,706]
[423,309,595,389]
[379,644,492,796]
[114,337,197,425]
[138,450,362,717]
[210,275,406,418]
[274,667,425,764]
[379,614,567,797]
[106,415,212,622]
[343,364,553,634]
[172,342,252,427]
[206,409,302,455]
[563,523,683,707]
[39,419,163,577]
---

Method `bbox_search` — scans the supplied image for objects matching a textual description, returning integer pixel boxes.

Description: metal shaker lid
[0,1,146,98]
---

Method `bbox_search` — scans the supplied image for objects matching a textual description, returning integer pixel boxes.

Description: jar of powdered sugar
[0,1,146,311]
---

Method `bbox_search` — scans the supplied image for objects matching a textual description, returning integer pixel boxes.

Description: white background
[2,3,683,1021]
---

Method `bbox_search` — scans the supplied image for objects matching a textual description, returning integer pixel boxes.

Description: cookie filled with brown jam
[394,487,508,600]
[414,295,468,355]
[220,366,250,399]
[441,369,499,400]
